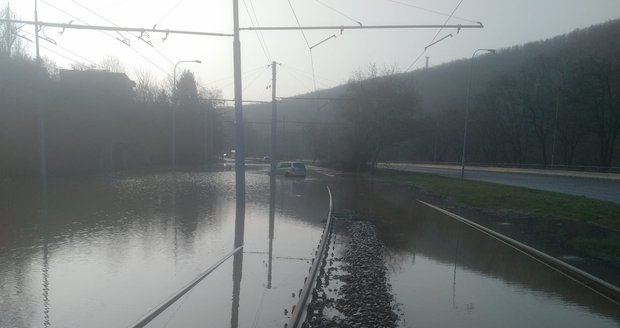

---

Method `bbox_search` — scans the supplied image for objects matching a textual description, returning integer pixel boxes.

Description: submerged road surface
[0,165,617,327]
[380,163,620,204]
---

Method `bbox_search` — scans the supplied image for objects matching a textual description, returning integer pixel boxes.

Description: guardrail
[381,161,620,173]
[287,186,334,328]
[419,200,620,305]
[128,246,244,328]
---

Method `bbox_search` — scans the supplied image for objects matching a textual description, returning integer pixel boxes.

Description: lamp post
[171,59,201,172]
[461,48,495,180]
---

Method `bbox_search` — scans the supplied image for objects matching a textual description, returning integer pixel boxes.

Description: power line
[34,2,203,75]
[242,0,271,62]
[405,0,467,71]
[286,0,318,91]
[242,66,270,92]
[280,65,314,91]
[17,34,82,65]
[21,30,97,65]
[286,0,311,49]
[283,64,339,85]
[315,0,362,26]
[70,0,176,66]
[247,0,271,61]
[428,0,464,48]
[153,0,186,28]
[383,0,479,24]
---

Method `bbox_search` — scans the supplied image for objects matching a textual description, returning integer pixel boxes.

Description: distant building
[58,69,136,100]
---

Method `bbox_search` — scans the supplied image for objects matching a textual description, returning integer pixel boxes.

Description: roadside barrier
[419,200,620,305]
[128,246,244,328]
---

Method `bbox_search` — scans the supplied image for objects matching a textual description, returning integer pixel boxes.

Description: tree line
[242,19,620,171]
[0,47,225,176]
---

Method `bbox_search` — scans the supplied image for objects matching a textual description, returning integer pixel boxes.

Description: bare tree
[133,67,159,103]
[0,4,23,57]
[340,64,418,172]
[99,55,126,73]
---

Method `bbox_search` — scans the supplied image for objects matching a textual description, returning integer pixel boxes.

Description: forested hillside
[246,18,620,170]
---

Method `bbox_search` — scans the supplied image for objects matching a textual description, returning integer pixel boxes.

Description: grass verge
[376,169,620,232]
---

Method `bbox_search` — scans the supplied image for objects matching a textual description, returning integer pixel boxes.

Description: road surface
[380,163,620,204]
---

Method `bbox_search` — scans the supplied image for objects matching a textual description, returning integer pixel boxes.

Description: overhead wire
[40,0,171,75]
[70,0,176,68]
[428,0,464,48]
[247,0,272,61]
[242,65,271,93]
[17,34,83,65]
[405,0,465,71]
[383,0,478,24]
[21,30,97,65]
[153,0,186,28]
[287,0,320,91]
[284,64,339,86]
[242,0,271,62]
[315,0,362,26]
[280,65,314,91]
[286,0,311,49]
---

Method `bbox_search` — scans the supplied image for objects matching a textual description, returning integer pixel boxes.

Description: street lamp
[460,48,495,180]
[173,59,202,91]
[171,59,201,172]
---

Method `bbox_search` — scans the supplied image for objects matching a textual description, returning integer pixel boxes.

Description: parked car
[276,161,306,177]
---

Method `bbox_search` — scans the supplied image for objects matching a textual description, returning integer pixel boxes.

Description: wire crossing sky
[3,0,620,101]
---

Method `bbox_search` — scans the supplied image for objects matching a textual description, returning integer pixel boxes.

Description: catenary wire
[315,0,362,25]
[384,0,478,24]
[40,0,171,75]
[242,0,271,62]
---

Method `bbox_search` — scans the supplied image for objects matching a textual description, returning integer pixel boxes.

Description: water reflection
[230,250,243,328]
[330,177,620,327]
[41,208,50,328]
[268,174,276,289]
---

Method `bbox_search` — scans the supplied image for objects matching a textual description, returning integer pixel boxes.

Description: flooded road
[1,166,618,327]
[329,177,620,328]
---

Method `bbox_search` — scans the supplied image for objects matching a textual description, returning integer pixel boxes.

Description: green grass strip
[377,170,620,232]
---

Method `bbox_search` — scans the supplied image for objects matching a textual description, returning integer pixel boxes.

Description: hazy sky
[4,0,620,101]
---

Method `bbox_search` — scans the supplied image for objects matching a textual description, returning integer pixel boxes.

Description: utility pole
[282,116,286,160]
[232,0,245,250]
[231,1,244,327]
[34,0,47,210]
[270,61,278,178]
[34,0,40,61]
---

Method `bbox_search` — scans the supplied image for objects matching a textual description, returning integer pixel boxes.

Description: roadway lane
[380,163,620,204]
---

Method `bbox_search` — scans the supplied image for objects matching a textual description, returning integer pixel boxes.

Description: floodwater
[0,166,329,328]
[1,166,618,327]
[329,177,620,328]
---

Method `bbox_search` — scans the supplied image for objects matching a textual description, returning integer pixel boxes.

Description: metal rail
[128,246,244,328]
[419,201,620,305]
[288,186,334,328]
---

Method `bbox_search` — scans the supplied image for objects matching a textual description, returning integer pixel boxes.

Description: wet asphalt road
[381,163,620,204]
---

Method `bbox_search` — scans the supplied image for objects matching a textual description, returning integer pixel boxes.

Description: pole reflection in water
[452,221,460,309]
[231,179,246,328]
[230,249,243,328]
[267,175,276,289]
[41,203,50,327]
[172,173,178,263]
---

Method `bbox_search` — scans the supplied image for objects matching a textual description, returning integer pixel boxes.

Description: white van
[276,161,307,177]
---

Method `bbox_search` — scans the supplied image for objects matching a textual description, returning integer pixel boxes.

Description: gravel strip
[304,219,399,328]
